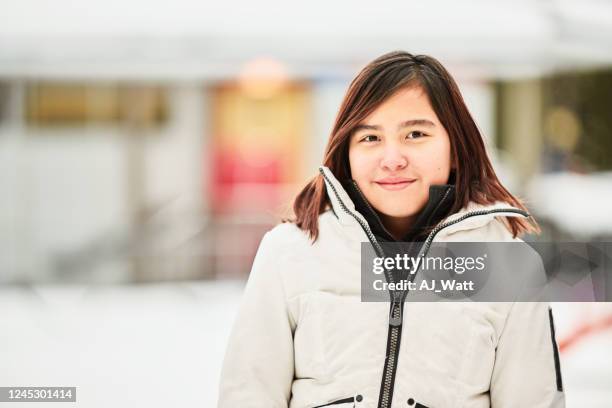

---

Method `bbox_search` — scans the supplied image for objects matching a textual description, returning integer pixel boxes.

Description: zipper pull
[389,291,403,327]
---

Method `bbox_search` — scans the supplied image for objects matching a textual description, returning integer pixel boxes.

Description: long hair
[286,51,539,243]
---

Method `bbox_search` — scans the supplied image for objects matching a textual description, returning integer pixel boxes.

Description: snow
[0,281,244,408]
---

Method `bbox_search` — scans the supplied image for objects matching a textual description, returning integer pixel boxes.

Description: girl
[218,51,565,408]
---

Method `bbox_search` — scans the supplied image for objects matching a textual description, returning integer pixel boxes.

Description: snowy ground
[1,283,611,407]
[0,281,244,408]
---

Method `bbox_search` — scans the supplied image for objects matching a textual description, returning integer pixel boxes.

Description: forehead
[361,86,438,125]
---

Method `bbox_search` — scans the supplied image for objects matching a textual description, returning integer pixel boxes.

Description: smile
[374,180,416,191]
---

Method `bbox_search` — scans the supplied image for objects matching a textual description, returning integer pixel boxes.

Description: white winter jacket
[218,166,566,408]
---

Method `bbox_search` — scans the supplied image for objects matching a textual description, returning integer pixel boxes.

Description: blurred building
[0,0,611,284]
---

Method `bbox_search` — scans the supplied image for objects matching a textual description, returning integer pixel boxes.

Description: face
[348,86,452,224]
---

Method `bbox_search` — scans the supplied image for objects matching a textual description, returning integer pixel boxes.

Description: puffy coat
[218,166,566,408]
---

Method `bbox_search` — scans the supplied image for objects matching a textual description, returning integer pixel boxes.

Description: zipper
[378,187,453,408]
[319,169,391,281]
[350,179,397,241]
[416,207,529,263]
[422,187,453,235]
[377,290,403,408]
[319,168,530,408]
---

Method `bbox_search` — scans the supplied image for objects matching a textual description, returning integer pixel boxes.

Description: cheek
[348,149,374,182]
[423,138,452,183]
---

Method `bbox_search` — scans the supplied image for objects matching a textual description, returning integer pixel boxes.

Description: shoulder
[262,222,307,249]
[258,209,345,260]
[442,217,519,242]
[266,209,337,240]
[262,213,325,249]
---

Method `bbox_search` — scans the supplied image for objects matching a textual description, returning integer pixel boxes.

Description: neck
[377,212,417,241]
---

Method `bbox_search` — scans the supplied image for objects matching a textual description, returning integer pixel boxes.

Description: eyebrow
[353,119,436,132]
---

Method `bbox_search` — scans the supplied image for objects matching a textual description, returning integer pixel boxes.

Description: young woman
[218,51,566,408]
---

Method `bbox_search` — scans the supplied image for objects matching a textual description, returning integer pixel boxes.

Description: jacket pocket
[548,306,564,392]
[312,396,355,407]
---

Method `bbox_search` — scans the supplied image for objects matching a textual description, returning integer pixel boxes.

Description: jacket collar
[318,165,530,241]
[342,177,455,242]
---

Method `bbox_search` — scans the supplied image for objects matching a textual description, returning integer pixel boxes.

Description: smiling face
[348,85,453,235]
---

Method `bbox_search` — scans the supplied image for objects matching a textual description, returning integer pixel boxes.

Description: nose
[380,145,407,172]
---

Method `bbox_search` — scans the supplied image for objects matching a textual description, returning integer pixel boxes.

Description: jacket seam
[488,300,518,396]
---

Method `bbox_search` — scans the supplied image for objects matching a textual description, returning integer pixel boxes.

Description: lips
[374,178,416,191]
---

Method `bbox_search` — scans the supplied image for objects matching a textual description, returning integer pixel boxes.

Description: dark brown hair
[285,51,539,242]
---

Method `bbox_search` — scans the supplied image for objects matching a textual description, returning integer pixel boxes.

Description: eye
[407,130,427,139]
[360,134,380,143]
